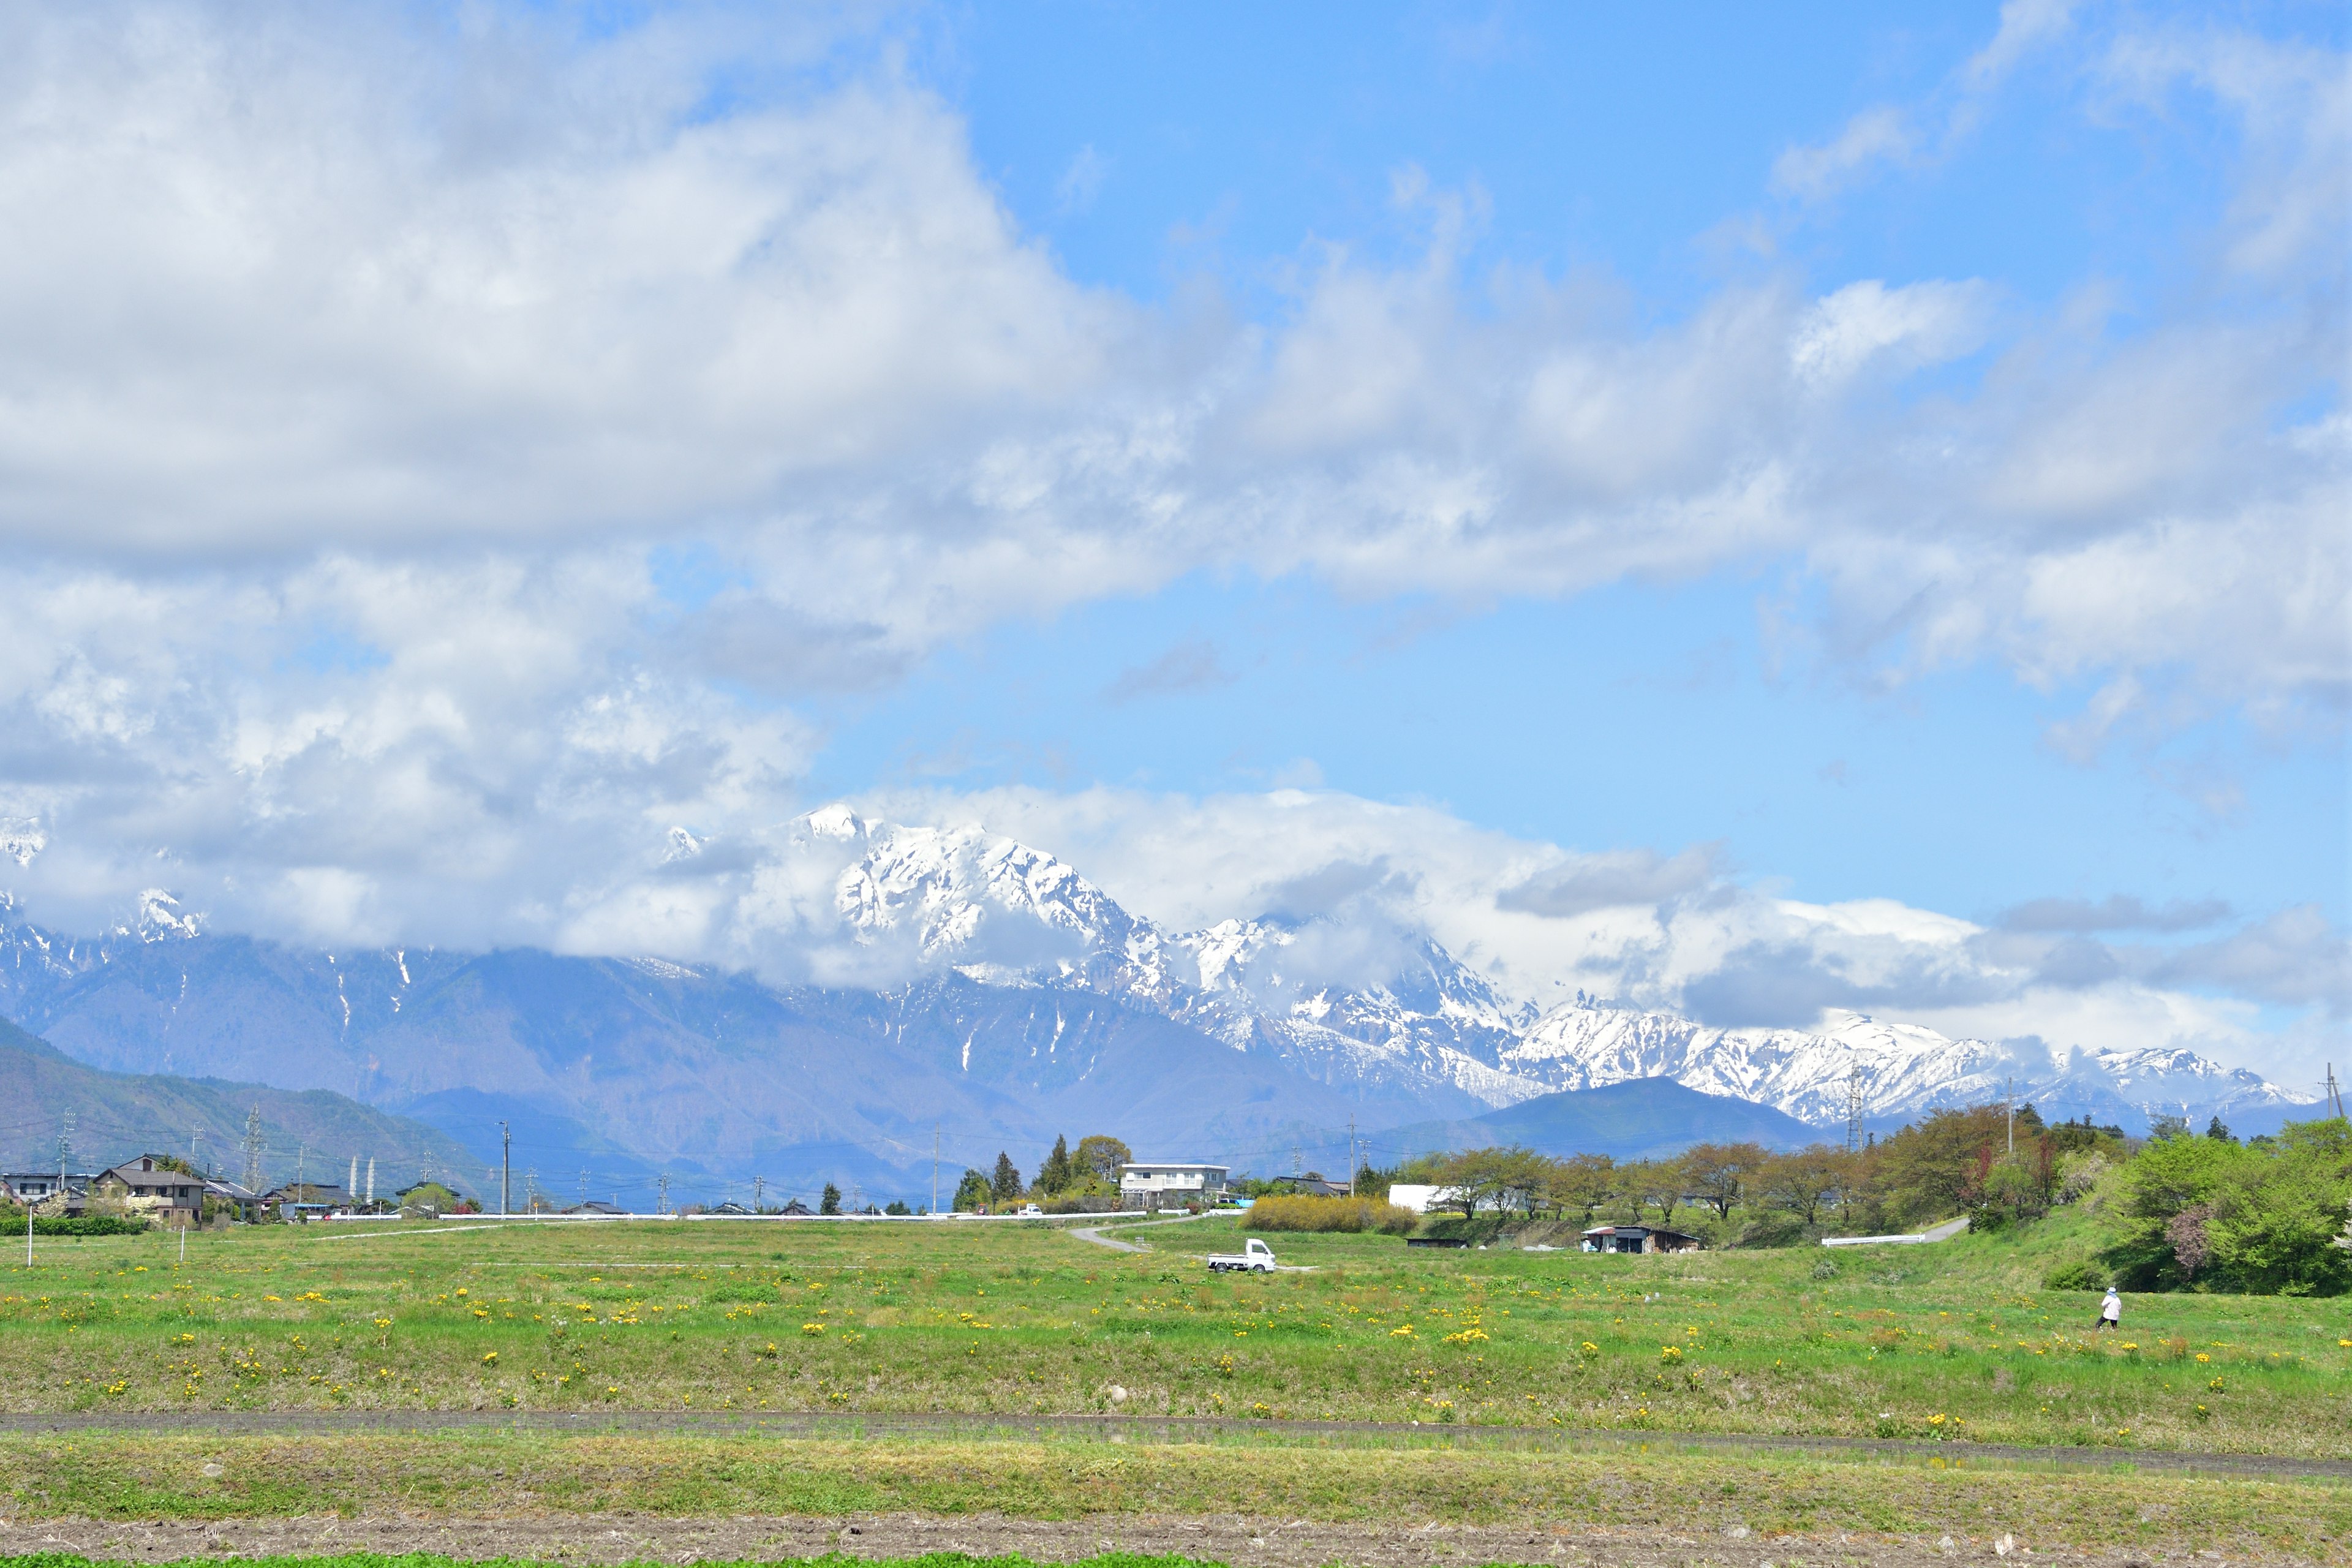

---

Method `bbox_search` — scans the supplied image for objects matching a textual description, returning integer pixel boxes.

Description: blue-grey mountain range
[0,809,2316,1207]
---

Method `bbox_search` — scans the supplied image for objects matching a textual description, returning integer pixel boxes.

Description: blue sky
[799,0,2344,925]
[0,0,2341,1084]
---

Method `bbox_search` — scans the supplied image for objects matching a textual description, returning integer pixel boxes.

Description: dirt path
[2,1510,2316,1567]
[2,1409,2343,1483]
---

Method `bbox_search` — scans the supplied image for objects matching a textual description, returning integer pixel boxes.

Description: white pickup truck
[1207,1237,1278,1273]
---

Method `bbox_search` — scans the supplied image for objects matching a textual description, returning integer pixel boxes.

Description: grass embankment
[4,1210,2347,1456]
[1,1433,2346,1557]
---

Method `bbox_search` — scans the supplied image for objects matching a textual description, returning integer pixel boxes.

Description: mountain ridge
[0,810,2319,1200]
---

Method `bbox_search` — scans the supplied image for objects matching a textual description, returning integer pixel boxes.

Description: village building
[1580,1223,1703,1254]
[263,1182,357,1222]
[94,1156,205,1228]
[202,1178,266,1224]
[1117,1161,1229,1210]
[1265,1172,1349,1198]
[2,1172,93,1214]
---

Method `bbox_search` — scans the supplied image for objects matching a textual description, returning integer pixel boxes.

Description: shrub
[2043,1259,2108,1291]
[1246,1194,1418,1234]
[29,1215,150,1237]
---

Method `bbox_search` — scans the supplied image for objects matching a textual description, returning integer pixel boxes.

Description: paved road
[1066,1212,1215,1252]
[0,1408,2341,1482]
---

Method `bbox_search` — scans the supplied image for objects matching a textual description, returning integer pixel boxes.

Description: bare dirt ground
[0,1510,2321,1568]
[1,1412,2342,1485]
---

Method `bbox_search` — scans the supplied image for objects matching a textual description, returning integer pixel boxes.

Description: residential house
[95,1156,205,1228]
[263,1182,357,1222]
[565,1199,629,1216]
[202,1178,266,1223]
[1267,1172,1349,1198]
[1117,1161,1230,1211]
[3,1172,93,1214]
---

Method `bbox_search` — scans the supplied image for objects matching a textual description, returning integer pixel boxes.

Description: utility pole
[500,1121,511,1218]
[1348,1115,1357,1197]
[58,1112,74,1191]
[753,1175,764,1213]
[295,1142,306,1195]
[2006,1076,2015,1156]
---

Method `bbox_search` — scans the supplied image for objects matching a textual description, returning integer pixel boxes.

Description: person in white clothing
[2096,1286,2122,1330]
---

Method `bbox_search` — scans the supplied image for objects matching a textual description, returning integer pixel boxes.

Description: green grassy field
[4,1210,2347,1457]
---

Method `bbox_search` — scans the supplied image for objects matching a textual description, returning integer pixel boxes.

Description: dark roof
[1582,1223,1702,1242]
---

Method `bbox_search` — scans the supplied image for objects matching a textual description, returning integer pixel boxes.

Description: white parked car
[1207,1237,1278,1272]
[1017,1203,1043,1217]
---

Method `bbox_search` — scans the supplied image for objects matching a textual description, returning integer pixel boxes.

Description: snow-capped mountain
[778,807,2320,1135]
[0,809,2321,1189]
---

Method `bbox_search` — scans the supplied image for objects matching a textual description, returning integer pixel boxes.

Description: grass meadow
[2,1209,2347,1457]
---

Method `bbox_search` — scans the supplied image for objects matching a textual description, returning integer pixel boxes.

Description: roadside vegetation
[1,1204,2346,1455]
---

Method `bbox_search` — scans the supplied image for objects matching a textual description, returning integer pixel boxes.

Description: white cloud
[1771,106,1916,201]
[0,0,2335,1085]
[1789,279,1994,385]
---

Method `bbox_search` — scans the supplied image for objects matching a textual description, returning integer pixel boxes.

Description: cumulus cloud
[0,1,2335,1098]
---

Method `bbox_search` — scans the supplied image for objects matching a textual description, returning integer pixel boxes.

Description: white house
[1117,1161,1229,1211]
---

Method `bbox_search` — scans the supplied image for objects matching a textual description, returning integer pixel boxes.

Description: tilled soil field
[0,1512,2327,1568]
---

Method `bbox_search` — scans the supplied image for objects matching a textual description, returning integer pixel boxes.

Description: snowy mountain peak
[0,818,42,869]
[127,889,202,943]
[796,802,869,843]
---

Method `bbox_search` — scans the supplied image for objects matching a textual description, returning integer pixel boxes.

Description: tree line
[949,1133,1132,1212]
[1367,1105,2351,1292]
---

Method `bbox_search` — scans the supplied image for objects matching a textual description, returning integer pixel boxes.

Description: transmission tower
[243,1106,264,1193]
[2327,1062,2346,1120]
[57,1112,75,1183]
[1845,1068,1865,1155]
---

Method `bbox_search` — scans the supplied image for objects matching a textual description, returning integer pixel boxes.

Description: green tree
[1072,1134,1132,1188]
[1545,1153,1617,1224]
[1681,1141,1770,1221]
[1756,1145,1852,1226]
[952,1168,990,1212]
[1035,1135,1073,1194]
[1866,1107,2013,1229]
[990,1152,1023,1202]
[1430,1145,1548,1218]
[2199,1118,2352,1295]
[819,1183,842,1216]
